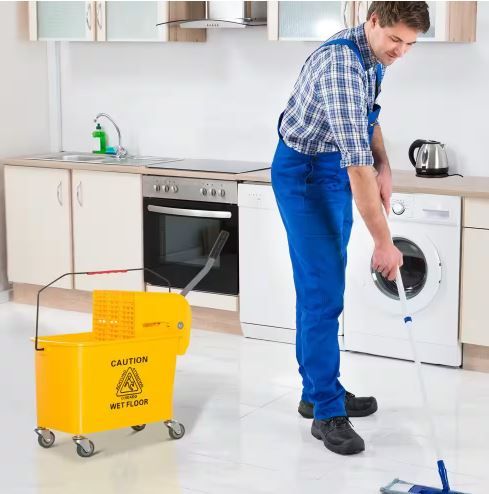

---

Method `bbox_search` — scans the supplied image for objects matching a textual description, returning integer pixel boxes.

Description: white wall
[61,2,488,176]
[0,2,50,291]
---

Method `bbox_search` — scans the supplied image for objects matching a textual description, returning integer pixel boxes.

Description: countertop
[4,155,489,198]
[239,169,489,199]
[1,155,272,183]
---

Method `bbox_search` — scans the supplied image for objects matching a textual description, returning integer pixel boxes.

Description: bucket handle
[34,230,230,351]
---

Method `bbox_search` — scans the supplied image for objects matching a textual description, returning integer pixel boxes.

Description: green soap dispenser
[92,123,107,154]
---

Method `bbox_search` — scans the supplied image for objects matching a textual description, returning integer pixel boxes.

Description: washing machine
[344,193,462,367]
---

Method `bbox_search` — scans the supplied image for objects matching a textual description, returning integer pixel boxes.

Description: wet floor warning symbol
[116,367,143,396]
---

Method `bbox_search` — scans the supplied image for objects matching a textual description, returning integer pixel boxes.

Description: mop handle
[395,270,450,492]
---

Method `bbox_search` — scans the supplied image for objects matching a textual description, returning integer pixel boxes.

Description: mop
[380,269,469,494]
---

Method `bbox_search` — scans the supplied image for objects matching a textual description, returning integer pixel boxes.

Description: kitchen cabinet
[268,1,476,42]
[460,198,489,346]
[96,1,168,42]
[268,1,355,41]
[460,227,489,346]
[29,1,96,41]
[4,166,72,288]
[72,170,144,291]
[29,1,206,42]
[354,1,476,42]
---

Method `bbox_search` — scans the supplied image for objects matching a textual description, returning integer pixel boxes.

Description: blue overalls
[271,39,383,420]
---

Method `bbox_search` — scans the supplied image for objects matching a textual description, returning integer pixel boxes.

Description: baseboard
[146,284,238,311]
[463,344,489,373]
[0,289,10,304]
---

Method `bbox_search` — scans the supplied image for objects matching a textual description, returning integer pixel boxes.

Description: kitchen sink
[28,153,106,163]
[25,153,182,166]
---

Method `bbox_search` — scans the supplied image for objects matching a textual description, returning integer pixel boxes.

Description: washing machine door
[363,230,442,314]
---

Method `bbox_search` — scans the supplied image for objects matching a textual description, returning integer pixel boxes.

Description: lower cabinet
[4,166,72,288]
[460,198,489,346]
[4,165,144,292]
[72,170,144,291]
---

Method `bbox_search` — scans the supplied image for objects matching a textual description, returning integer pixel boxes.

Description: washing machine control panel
[391,196,414,218]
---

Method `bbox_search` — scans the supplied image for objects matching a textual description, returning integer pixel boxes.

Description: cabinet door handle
[86,2,92,31]
[96,1,103,30]
[76,182,83,206]
[57,181,63,206]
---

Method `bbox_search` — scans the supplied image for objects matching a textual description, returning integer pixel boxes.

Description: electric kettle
[408,139,449,178]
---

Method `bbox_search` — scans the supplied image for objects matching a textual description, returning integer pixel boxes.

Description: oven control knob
[218,189,225,197]
[392,202,405,215]
[163,185,170,193]
[171,185,178,193]
[200,187,208,196]
[153,184,161,192]
[210,188,217,196]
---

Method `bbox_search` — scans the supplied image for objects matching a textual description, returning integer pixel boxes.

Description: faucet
[93,113,128,159]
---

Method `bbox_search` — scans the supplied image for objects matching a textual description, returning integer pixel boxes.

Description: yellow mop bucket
[33,232,229,458]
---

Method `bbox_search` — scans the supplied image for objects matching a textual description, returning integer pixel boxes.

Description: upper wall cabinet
[29,1,96,41]
[269,1,476,42]
[354,1,476,42]
[29,1,206,42]
[268,1,356,41]
[96,1,168,41]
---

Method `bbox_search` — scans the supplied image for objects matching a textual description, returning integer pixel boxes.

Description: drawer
[464,197,489,229]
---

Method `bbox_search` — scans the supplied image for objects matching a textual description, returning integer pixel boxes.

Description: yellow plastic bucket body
[34,291,192,436]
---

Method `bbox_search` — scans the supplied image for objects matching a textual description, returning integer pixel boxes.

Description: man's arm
[370,124,392,215]
[347,166,402,281]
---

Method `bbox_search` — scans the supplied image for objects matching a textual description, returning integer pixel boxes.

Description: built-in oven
[143,175,238,296]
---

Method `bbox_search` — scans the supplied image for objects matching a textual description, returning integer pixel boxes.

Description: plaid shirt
[280,24,385,168]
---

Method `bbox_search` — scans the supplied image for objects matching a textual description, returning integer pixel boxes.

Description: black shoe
[345,391,378,418]
[298,400,314,418]
[298,391,378,419]
[311,417,365,455]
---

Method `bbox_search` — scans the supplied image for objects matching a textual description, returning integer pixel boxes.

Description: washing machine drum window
[371,237,427,300]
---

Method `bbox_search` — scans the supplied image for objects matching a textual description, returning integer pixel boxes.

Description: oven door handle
[147,205,232,219]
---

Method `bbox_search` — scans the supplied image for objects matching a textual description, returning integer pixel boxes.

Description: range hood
[157,1,267,29]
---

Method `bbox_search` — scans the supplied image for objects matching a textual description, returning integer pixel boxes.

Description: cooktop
[145,158,270,174]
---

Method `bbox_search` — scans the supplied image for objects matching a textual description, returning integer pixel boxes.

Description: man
[271,2,430,455]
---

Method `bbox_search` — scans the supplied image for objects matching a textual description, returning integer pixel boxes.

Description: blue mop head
[380,479,470,494]
[381,460,470,493]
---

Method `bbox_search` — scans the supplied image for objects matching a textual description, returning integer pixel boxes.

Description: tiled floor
[1,301,487,494]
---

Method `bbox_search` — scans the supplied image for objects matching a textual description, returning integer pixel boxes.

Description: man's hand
[372,241,403,281]
[375,164,392,216]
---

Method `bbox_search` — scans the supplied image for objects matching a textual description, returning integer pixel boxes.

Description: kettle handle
[408,139,427,167]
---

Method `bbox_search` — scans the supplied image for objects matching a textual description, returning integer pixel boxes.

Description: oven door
[143,197,238,295]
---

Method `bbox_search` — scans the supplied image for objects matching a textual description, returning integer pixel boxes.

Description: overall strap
[375,62,383,99]
[323,38,383,99]
[321,38,366,70]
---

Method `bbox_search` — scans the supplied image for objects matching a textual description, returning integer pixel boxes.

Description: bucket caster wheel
[35,428,55,448]
[131,424,146,432]
[73,436,95,458]
[165,420,185,440]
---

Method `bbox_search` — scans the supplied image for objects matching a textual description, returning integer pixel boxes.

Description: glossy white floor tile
[1,301,488,494]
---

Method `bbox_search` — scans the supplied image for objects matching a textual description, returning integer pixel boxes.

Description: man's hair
[367,2,430,33]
